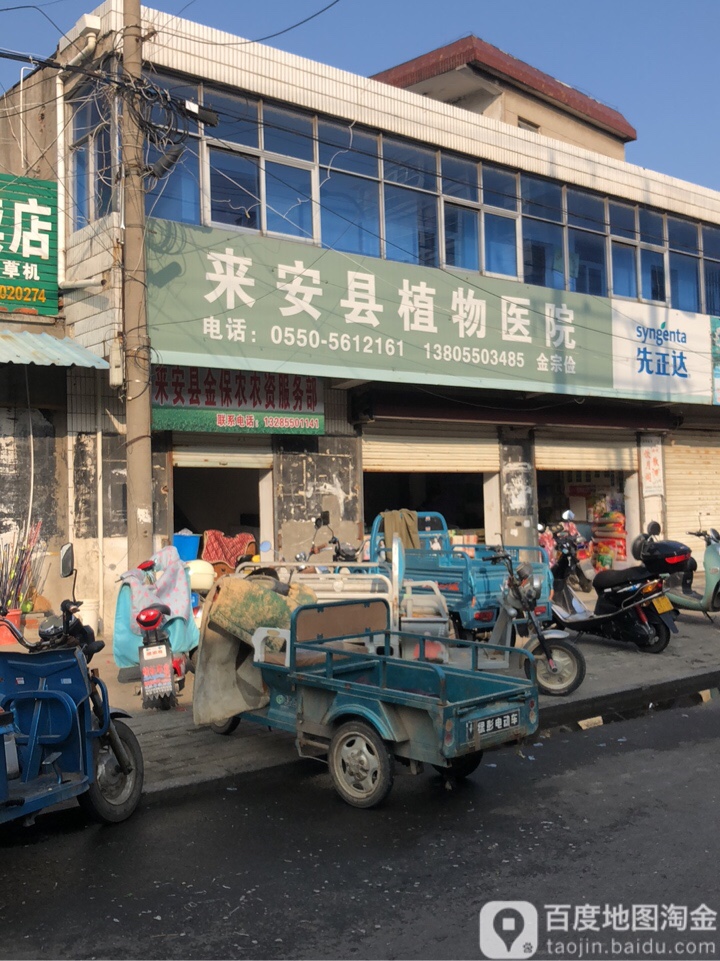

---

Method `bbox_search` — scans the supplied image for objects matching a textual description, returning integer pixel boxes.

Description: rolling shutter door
[362,422,499,472]
[535,430,638,471]
[664,432,720,542]
[171,432,273,468]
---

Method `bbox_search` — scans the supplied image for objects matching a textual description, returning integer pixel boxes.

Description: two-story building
[1,1,719,627]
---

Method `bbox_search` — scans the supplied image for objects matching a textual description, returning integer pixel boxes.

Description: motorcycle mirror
[561,509,575,522]
[314,511,331,529]
[258,540,272,553]
[60,543,75,578]
[647,521,661,536]
[537,523,544,532]
[710,528,720,542]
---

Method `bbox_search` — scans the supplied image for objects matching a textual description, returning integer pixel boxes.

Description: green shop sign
[151,365,324,434]
[0,174,58,317]
[146,218,613,395]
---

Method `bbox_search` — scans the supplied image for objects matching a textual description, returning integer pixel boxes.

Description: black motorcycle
[550,535,676,653]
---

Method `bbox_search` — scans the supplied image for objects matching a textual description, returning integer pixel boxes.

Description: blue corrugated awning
[0,329,109,369]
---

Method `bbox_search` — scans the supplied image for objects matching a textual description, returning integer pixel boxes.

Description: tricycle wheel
[78,720,144,824]
[328,721,394,808]
[433,751,484,779]
[210,716,240,735]
[528,638,586,696]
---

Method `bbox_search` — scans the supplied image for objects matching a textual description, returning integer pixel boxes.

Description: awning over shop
[0,330,108,369]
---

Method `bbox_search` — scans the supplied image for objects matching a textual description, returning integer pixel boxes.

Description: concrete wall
[273,436,363,563]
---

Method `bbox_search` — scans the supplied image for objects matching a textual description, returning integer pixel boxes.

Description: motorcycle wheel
[528,638,586,697]
[79,720,144,823]
[634,616,670,654]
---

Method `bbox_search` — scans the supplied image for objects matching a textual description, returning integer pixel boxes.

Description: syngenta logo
[636,321,687,347]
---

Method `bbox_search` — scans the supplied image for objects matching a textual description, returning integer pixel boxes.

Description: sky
[1,0,719,190]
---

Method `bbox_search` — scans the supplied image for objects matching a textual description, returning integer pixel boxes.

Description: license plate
[139,644,174,696]
[465,710,520,741]
[652,595,673,614]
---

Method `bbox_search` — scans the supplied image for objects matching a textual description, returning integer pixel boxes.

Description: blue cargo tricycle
[369,511,553,637]
[193,585,539,808]
[0,544,144,828]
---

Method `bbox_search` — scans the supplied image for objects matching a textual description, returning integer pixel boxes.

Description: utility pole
[122,0,153,567]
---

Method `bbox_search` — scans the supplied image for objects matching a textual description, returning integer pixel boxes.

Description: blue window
[612,243,637,298]
[444,203,479,270]
[484,214,517,276]
[442,154,478,202]
[703,226,720,260]
[264,105,313,161]
[204,90,259,148]
[384,138,437,193]
[567,189,605,232]
[609,202,636,239]
[320,170,379,256]
[209,148,260,229]
[640,209,664,246]
[705,262,720,315]
[146,143,200,224]
[521,175,562,223]
[72,144,89,230]
[641,249,666,301]
[318,121,378,177]
[522,219,564,289]
[668,217,699,254]
[670,252,700,312]
[265,162,313,237]
[568,229,606,295]
[384,184,437,266]
[483,166,517,211]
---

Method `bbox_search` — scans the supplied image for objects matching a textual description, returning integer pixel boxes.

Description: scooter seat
[594,565,650,592]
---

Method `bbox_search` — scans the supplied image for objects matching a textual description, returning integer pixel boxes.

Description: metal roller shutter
[664,432,720,542]
[171,432,273,468]
[362,422,500,472]
[535,429,638,471]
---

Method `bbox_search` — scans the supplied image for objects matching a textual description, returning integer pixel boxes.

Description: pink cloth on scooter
[120,546,194,635]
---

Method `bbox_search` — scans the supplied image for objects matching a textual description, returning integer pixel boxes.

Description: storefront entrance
[361,421,501,538]
[535,430,640,570]
[170,433,275,561]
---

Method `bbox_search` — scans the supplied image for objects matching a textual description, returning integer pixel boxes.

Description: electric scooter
[551,536,677,653]
[634,522,720,618]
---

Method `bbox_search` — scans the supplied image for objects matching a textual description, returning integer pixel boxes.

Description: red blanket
[201,530,256,567]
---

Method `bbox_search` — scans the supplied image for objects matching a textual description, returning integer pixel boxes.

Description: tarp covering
[192,575,317,727]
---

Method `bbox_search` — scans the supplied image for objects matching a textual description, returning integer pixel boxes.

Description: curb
[538,666,720,727]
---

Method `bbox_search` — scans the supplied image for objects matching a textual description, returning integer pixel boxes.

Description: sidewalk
[90,607,720,795]
[7,607,720,795]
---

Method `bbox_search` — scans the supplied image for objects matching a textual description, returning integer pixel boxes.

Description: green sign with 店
[0,174,58,317]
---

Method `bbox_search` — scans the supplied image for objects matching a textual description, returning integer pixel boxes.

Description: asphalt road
[1,701,719,961]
